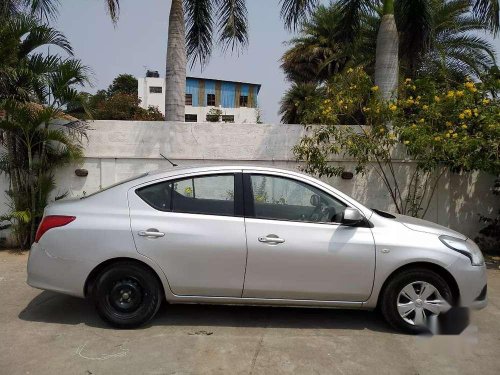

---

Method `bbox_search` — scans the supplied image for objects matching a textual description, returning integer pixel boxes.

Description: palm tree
[283,0,499,99]
[281,4,378,83]
[0,0,120,22]
[164,0,186,121]
[0,14,90,246]
[10,1,497,118]
[283,1,498,85]
[0,14,73,101]
[165,0,338,121]
[419,0,497,80]
[164,0,249,121]
[279,82,322,124]
[375,0,398,99]
[0,103,87,246]
[87,0,249,121]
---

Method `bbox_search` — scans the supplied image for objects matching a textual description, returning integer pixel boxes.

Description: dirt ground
[1,250,499,375]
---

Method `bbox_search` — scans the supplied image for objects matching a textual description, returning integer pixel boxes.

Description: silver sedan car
[27,166,487,332]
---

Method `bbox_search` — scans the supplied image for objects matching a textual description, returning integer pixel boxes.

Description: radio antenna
[160,153,178,167]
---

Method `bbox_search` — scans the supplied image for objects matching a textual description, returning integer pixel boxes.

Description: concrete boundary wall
[0,121,498,242]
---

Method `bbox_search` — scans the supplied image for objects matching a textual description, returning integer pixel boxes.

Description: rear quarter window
[136,181,172,211]
[135,174,235,216]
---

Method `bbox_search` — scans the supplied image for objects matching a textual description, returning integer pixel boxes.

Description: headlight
[439,235,484,266]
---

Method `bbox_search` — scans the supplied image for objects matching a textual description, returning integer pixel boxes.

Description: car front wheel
[93,261,163,328]
[381,268,453,334]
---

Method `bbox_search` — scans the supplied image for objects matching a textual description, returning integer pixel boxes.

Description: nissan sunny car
[27,166,487,333]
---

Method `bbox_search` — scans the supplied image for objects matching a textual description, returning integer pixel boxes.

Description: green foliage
[0,12,89,249]
[0,0,120,23]
[0,14,74,102]
[279,82,324,124]
[481,65,500,98]
[91,92,163,121]
[93,93,141,120]
[475,178,500,255]
[281,0,498,88]
[281,3,376,84]
[0,102,87,248]
[184,0,249,68]
[394,78,499,175]
[294,68,500,217]
[0,206,31,250]
[0,0,59,21]
[107,73,138,96]
[135,105,165,121]
[254,176,268,203]
[206,108,222,122]
[255,108,263,124]
[70,75,164,121]
[476,209,500,255]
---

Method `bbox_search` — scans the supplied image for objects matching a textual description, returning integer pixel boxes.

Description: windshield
[81,172,148,199]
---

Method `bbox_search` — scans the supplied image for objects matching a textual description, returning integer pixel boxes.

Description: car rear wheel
[93,261,162,328]
[381,268,453,334]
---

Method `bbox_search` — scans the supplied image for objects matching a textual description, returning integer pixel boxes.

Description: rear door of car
[128,171,248,297]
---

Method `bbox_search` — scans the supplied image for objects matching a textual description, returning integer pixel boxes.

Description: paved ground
[1,251,499,375]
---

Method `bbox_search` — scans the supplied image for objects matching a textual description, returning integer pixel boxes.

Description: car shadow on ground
[19,290,395,334]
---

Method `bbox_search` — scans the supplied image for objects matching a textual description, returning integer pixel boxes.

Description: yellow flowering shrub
[294,68,500,217]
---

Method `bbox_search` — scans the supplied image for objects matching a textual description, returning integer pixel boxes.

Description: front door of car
[242,173,376,301]
[128,172,247,297]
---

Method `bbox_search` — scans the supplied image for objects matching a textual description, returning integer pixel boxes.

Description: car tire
[93,261,163,328]
[381,268,453,334]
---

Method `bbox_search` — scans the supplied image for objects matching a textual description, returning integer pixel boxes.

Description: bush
[294,68,499,217]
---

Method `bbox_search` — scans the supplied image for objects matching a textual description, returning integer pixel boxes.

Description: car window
[136,174,236,216]
[136,181,172,211]
[172,174,235,216]
[250,175,346,223]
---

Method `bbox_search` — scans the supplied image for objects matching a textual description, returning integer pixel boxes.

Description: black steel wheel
[93,261,162,328]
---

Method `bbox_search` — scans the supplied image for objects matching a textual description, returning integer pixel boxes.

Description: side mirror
[341,208,364,226]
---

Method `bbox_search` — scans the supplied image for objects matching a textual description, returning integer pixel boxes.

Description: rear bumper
[27,242,90,298]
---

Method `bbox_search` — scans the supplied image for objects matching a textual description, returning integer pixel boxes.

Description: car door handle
[138,230,165,238]
[258,236,285,244]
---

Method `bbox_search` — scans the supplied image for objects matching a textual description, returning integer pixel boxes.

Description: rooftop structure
[138,72,261,123]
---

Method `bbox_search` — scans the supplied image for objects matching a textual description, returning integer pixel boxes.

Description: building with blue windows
[138,71,261,123]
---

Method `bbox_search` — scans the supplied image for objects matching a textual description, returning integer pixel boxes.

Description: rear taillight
[35,215,76,243]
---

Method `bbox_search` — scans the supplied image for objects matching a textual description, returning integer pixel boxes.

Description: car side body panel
[27,187,172,298]
[362,214,486,308]
[128,202,248,297]
[243,218,376,301]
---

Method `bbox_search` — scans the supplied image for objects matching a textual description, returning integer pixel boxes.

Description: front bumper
[447,256,487,309]
[470,284,488,310]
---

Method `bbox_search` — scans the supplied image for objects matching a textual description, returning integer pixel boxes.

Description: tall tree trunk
[374,0,399,100]
[165,0,186,121]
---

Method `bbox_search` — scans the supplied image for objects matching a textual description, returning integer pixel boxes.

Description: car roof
[147,165,301,176]
[142,165,318,183]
